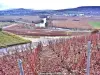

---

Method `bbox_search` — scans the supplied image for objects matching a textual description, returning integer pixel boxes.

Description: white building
[35,18,46,28]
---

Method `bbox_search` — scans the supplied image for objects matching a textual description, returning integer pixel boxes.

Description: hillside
[0,6,100,16]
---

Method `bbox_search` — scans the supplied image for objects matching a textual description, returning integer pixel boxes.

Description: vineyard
[0,43,41,75]
[52,19,93,29]
[0,33,100,75]
[3,24,91,36]
[30,33,100,75]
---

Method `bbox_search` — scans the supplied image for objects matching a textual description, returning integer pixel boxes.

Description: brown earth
[49,16,100,29]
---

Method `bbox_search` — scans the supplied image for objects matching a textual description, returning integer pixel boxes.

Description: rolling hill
[0,6,100,16]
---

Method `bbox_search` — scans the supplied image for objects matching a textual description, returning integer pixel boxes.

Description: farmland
[2,17,93,36]
[0,31,30,48]
[33,34,100,75]
[89,22,100,29]
[50,17,94,29]
[0,16,100,75]
[3,25,90,36]
[49,16,100,30]
[0,16,41,23]
[0,34,100,75]
[52,20,92,29]
[0,22,14,28]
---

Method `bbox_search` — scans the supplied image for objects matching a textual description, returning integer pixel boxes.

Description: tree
[41,20,44,23]
[91,29,99,34]
[45,22,48,27]
[0,28,2,31]
[32,21,34,23]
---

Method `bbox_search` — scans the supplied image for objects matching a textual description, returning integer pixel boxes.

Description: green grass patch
[89,22,100,29]
[0,31,31,48]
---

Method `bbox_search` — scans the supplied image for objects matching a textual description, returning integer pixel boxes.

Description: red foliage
[0,34,100,75]
[33,33,100,75]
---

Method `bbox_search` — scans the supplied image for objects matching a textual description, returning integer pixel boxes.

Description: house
[35,18,46,28]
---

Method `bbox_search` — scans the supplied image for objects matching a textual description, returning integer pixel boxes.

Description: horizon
[0,6,100,11]
[0,0,100,10]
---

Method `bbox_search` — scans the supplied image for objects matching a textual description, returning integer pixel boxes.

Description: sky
[0,0,100,10]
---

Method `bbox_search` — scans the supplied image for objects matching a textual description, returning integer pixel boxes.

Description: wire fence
[0,33,100,75]
[29,33,100,75]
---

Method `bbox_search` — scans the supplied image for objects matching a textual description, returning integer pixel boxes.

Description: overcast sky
[0,0,100,10]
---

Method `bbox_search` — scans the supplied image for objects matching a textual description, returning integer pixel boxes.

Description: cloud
[0,0,100,10]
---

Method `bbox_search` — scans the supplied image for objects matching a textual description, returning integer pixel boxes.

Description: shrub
[45,22,48,27]
[0,28,2,31]
[91,29,99,34]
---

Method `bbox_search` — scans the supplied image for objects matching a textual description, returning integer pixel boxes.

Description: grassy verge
[0,31,31,48]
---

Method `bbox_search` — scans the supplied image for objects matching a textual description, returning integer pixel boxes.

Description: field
[0,22,14,27]
[48,16,100,30]
[51,17,93,29]
[1,16,100,30]
[0,34,100,75]
[3,27,90,36]
[0,16,41,23]
[0,31,30,48]
[89,22,100,29]
[3,22,91,36]
[52,20,92,29]
[0,16,100,75]
[34,34,100,75]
